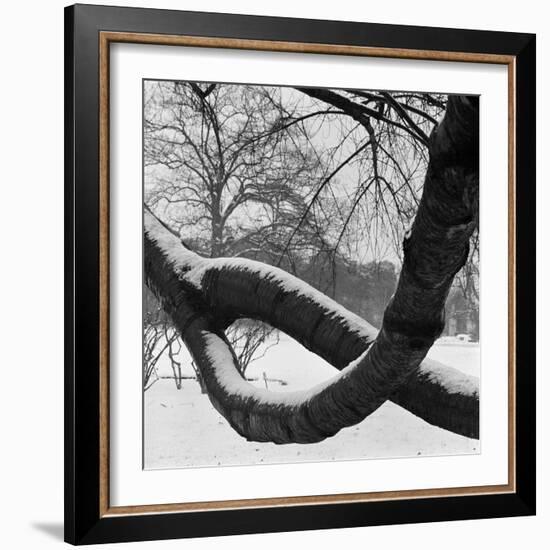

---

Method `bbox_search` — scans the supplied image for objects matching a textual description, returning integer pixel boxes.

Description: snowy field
[144,333,480,470]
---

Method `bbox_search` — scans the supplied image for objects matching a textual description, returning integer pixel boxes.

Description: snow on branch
[145,103,480,441]
[143,95,480,443]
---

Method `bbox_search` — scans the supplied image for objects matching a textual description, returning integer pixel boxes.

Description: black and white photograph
[142,80,480,470]
[0,0,543,546]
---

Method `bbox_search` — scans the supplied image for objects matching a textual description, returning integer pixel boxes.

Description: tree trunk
[144,95,479,444]
[210,205,224,257]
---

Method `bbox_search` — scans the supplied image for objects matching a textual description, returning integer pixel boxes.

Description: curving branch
[144,95,479,443]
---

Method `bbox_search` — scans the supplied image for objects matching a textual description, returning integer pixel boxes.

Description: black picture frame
[65,3,536,545]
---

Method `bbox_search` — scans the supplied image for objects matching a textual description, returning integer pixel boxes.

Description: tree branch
[144,95,479,443]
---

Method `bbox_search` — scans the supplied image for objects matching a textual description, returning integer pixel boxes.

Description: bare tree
[144,95,480,443]
[143,83,479,394]
[143,293,179,390]
[144,82,327,377]
[143,288,183,390]
[283,86,478,316]
[144,82,328,257]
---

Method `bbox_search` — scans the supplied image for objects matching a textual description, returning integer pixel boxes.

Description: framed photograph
[64,3,536,545]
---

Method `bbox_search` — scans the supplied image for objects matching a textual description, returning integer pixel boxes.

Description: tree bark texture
[144,95,479,444]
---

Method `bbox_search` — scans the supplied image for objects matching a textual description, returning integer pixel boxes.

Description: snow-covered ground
[144,333,480,470]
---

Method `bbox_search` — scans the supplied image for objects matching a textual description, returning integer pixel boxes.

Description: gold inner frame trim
[98,31,517,518]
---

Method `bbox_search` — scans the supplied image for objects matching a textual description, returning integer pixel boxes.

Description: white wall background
[0,0,546,548]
